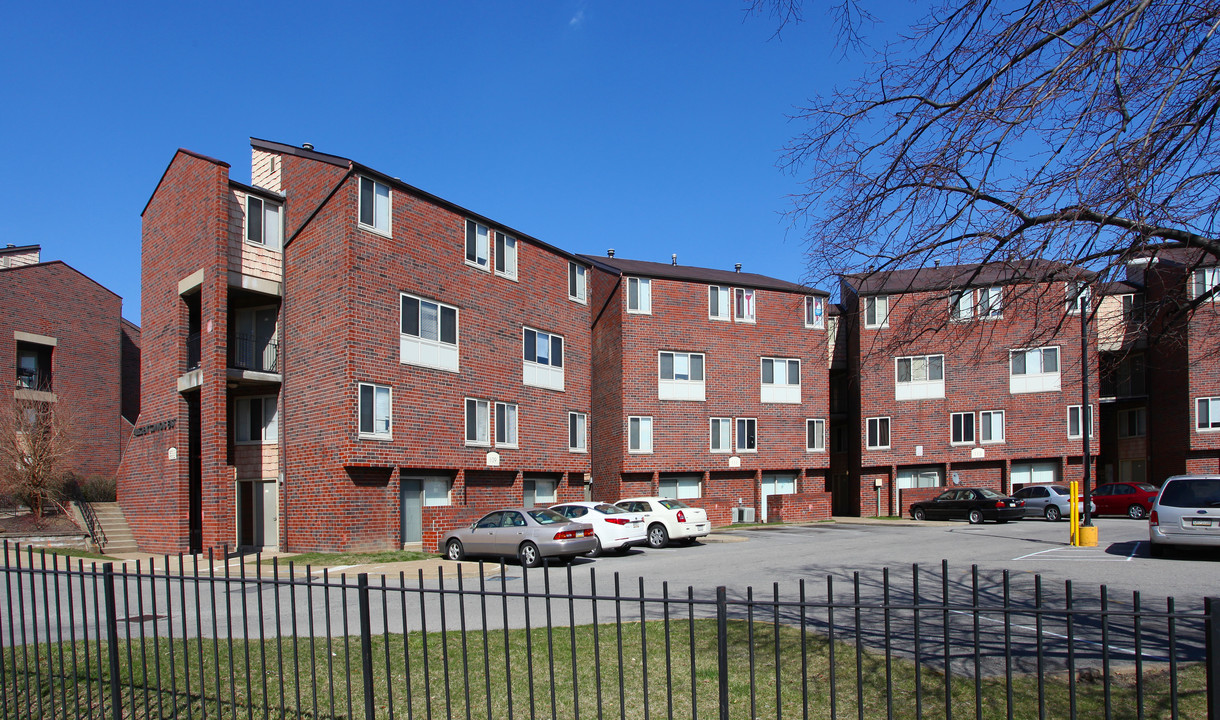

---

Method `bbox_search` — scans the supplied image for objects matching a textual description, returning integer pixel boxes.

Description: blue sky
[0,2,900,322]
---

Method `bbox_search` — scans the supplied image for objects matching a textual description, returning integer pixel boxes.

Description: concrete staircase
[88,503,138,554]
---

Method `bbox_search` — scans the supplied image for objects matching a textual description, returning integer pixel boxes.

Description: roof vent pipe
[735,263,742,273]
[934,260,940,268]
[302,142,314,150]
[672,254,678,266]
[607,249,615,258]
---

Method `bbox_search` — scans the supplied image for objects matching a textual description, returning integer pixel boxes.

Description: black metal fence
[1,545,1217,719]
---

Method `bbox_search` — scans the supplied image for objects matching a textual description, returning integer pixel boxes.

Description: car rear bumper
[671,521,711,539]
[538,536,599,557]
[1150,526,1220,548]
[988,508,1027,521]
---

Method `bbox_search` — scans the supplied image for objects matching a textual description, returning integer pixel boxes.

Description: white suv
[1149,475,1220,557]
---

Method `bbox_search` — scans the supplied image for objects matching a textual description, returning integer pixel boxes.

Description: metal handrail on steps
[67,493,108,551]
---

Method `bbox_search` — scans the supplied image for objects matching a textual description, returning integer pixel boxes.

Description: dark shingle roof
[579,255,826,295]
[1137,246,1219,268]
[843,259,1091,295]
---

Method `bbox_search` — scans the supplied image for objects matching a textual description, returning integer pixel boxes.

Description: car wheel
[1045,506,1062,522]
[968,509,984,525]
[912,507,926,521]
[1128,504,1147,520]
[518,541,541,568]
[647,523,669,549]
[445,539,464,561]
[589,536,603,558]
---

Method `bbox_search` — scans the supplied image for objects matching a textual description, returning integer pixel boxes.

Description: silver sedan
[443,508,597,567]
[1012,484,1095,521]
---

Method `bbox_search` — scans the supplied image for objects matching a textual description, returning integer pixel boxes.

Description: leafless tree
[0,390,76,520]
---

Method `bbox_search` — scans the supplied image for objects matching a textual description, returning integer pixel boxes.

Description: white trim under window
[1010,346,1061,394]
[735,417,757,452]
[895,354,945,400]
[1191,268,1220,301]
[866,416,891,450]
[568,412,588,452]
[806,419,826,452]
[568,263,587,303]
[1196,397,1220,431]
[709,417,732,453]
[864,296,889,328]
[523,327,565,391]
[627,277,652,314]
[1067,404,1095,439]
[465,220,490,270]
[628,416,653,453]
[1118,407,1146,438]
[761,357,801,403]
[357,384,391,439]
[495,402,518,448]
[734,288,756,322]
[358,176,391,235]
[709,286,730,321]
[805,296,826,329]
[235,395,279,444]
[658,351,706,401]
[980,410,1005,443]
[465,398,490,446]
[494,231,518,280]
[400,293,459,372]
[245,195,282,251]
[950,411,975,445]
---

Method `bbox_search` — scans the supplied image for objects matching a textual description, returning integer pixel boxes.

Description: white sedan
[615,497,710,548]
[551,502,648,556]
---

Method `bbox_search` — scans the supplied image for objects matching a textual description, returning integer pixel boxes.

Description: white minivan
[1148,475,1220,557]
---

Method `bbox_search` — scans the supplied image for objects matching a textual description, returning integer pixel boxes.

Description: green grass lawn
[3,618,1205,719]
[255,549,438,568]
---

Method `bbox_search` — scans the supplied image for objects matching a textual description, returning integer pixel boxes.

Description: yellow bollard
[1069,481,1079,546]
[1078,525,1099,547]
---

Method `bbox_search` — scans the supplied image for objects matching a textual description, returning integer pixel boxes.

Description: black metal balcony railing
[231,332,280,373]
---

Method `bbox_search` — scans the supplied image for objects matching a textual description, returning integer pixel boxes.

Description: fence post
[358,573,376,720]
[102,564,123,720]
[716,585,729,720]
[1206,596,1219,720]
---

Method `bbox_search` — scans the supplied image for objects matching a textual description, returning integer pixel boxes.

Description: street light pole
[1080,285,1093,527]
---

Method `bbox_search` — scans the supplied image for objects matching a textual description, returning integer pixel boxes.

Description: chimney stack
[671,254,677,266]
[607,249,615,258]
[734,263,742,273]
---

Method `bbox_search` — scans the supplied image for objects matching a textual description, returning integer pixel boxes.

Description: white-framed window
[734,288,756,322]
[1067,405,1095,439]
[1118,407,1146,438]
[1010,346,1061,393]
[627,277,652,314]
[568,412,588,452]
[709,417,732,453]
[1191,268,1220,301]
[1066,281,1090,314]
[864,296,889,328]
[761,357,801,403]
[658,351,706,400]
[235,395,278,443]
[494,231,517,279]
[659,475,702,499]
[709,286,730,320]
[523,327,565,391]
[805,296,826,328]
[423,477,452,507]
[1196,397,1220,431]
[806,419,826,452]
[895,354,945,400]
[245,195,282,250]
[523,477,558,506]
[358,176,390,234]
[569,263,587,303]
[897,468,940,490]
[950,290,974,321]
[465,398,490,446]
[950,287,1002,321]
[400,293,459,372]
[357,384,391,439]
[866,417,890,450]
[735,418,757,452]
[628,416,653,453]
[1011,462,1057,485]
[978,287,1003,318]
[980,410,1005,443]
[951,412,975,445]
[465,220,490,270]
[495,402,518,448]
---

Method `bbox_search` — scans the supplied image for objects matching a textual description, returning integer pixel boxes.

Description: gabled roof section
[250,137,351,169]
[0,260,121,300]
[1136,245,1220,269]
[578,254,826,295]
[843,259,1092,296]
[229,179,285,201]
[142,148,231,216]
[0,243,40,256]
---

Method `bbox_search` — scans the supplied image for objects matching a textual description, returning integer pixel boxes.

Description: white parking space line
[312,564,359,574]
[1012,544,1138,562]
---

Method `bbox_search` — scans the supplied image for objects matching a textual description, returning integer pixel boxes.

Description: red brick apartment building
[1095,278,1149,487]
[839,261,1101,518]
[1,243,140,481]
[582,254,834,525]
[120,140,594,554]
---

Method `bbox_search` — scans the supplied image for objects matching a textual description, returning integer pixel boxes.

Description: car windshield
[1158,479,1220,509]
[1049,486,1069,496]
[595,504,627,514]
[659,500,690,510]
[1134,483,1158,492]
[976,488,1005,499]
[527,509,568,525]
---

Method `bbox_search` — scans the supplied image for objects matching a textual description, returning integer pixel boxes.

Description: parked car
[1149,475,1220,557]
[909,488,1025,524]
[1090,482,1159,519]
[615,497,710,548]
[442,508,597,567]
[1012,484,1096,521]
[551,502,648,556]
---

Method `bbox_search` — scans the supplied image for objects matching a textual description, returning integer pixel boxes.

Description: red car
[1089,482,1159,519]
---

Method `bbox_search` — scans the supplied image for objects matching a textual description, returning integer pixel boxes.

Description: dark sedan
[910,488,1025,524]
